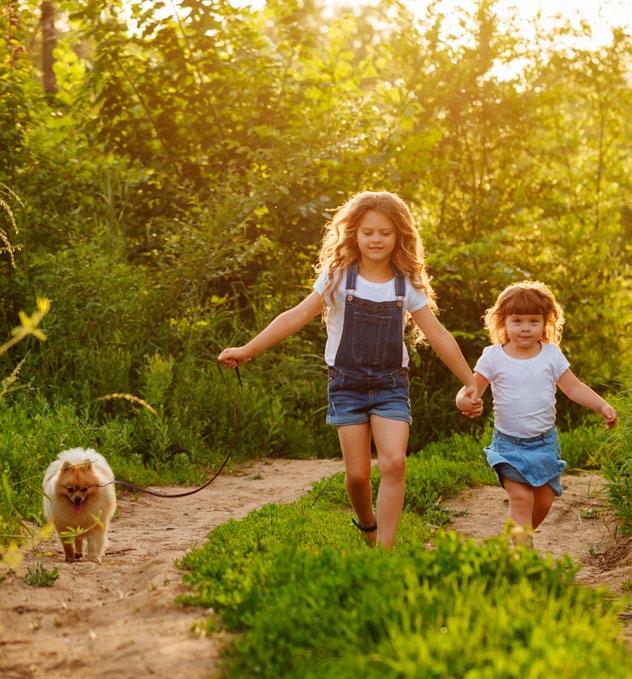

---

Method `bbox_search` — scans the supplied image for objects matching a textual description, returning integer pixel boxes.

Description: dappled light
[1,0,631,675]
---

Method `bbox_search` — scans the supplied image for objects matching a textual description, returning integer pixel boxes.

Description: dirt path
[0,458,344,679]
[444,472,632,646]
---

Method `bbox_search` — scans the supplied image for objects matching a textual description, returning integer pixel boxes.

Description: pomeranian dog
[43,448,117,563]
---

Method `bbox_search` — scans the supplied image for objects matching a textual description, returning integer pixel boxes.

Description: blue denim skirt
[484,428,566,496]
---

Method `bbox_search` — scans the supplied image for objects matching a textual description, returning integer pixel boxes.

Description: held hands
[600,403,618,429]
[217,347,252,370]
[456,385,484,419]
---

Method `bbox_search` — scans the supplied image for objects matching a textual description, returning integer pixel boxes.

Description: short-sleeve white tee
[474,343,570,438]
[313,268,428,367]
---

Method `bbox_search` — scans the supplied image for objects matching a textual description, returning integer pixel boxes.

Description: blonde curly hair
[484,281,565,345]
[315,191,437,344]
[316,191,436,307]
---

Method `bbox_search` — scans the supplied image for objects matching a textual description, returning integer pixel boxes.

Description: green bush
[181,502,629,678]
[598,390,632,533]
[558,424,610,471]
[18,243,160,402]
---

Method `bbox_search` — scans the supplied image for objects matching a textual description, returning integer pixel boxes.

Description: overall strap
[345,263,358,301]
[394,271,405,308]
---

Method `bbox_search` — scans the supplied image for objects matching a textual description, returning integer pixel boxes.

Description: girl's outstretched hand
[218,347,251,369]
[601,404,618,428]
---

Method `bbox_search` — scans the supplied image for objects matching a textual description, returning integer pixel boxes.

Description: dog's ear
[61,461,72,471]
[81,460,92,470]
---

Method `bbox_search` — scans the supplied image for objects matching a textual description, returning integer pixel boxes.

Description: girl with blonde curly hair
[457,280,617,546]
[220,190,479,548]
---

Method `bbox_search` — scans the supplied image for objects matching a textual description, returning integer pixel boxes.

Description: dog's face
[57,461,100,512]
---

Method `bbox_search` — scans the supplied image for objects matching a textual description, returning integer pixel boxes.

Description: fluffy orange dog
[43,448,117,563]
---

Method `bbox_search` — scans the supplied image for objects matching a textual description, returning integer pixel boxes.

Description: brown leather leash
[98,363,241,498]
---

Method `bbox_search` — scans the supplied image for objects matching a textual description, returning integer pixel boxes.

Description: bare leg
[371,416,409,549]
[503,478,535,547]
[532,484,555,529]
[337,423,376,545]
[503,478,534,526]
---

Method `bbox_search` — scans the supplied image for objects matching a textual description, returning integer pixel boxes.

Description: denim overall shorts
[326,264,411,426]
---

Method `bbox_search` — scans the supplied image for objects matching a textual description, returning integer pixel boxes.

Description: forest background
[0,0,630,532]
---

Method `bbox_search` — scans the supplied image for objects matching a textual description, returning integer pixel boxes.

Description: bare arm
[218,290,323,368]
[411,305,478,391]
[557,369,617,428]
[456,373,490,418]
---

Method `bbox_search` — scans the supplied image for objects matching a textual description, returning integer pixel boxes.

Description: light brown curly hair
[484,280,565,345]
[316,191,437,307]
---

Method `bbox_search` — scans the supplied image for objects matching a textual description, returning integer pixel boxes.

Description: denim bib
[330,263,407,391]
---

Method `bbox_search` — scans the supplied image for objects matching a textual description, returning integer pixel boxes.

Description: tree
[41,1,58,98]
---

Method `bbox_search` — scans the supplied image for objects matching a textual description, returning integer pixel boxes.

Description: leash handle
[216,361,243,415]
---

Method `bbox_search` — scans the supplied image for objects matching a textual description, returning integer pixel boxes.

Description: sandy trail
[0,458,344,679]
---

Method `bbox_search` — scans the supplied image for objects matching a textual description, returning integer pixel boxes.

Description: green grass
[180,501,630,678]
[3,387,630,676]
[595,389,632,533]
[558,424,611,471]
[24,561,59,587]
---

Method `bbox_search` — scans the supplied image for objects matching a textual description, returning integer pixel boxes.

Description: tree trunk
[41,1,57,98]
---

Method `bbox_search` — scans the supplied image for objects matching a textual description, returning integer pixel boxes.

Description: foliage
[0,296,50,355]
[558,424,610,471]
[180,501,630,678]
[0,254,50,553]
[3,0,628,444]
[0,183,22,267]
[597,389,632,532]
[0,0,630,535]
[24,560,59,587]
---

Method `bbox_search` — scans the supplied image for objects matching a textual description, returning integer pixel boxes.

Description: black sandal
[352,517,377,533]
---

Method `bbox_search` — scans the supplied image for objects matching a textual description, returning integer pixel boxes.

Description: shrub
[598,389,632,533]
[181,503,630,678]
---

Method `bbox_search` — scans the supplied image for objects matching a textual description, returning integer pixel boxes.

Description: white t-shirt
[313,268,428,367]
[475,343,570,438]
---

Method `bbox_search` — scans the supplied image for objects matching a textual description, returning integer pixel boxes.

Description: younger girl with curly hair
[457,281,617,545]
[219,191,479,548]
